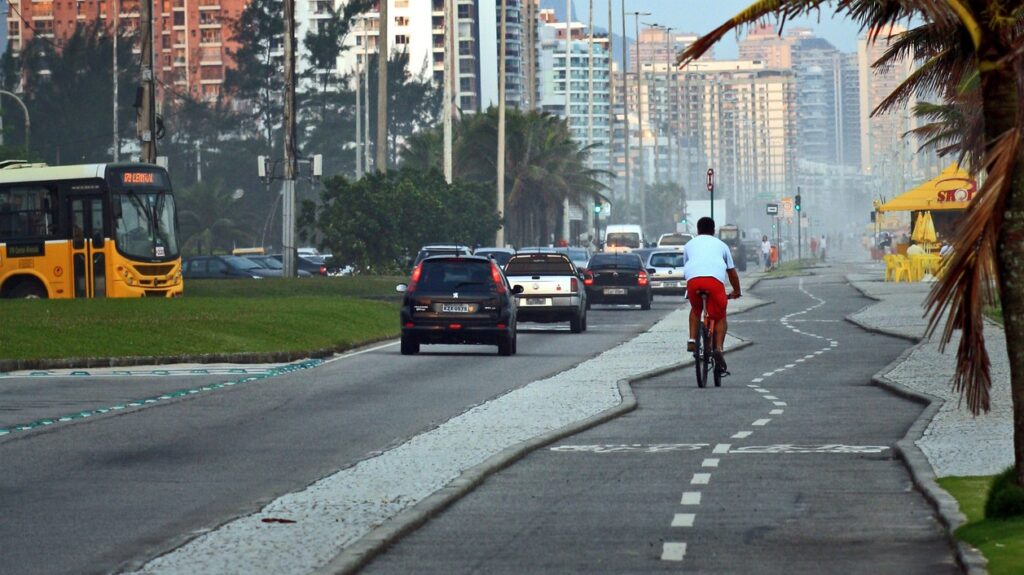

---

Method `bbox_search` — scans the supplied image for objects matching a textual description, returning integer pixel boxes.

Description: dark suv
[397,256,523,356]
[584,253,652,309]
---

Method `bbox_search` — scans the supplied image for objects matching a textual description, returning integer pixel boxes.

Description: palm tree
[680,2,1024,484]
[177,180,252,255]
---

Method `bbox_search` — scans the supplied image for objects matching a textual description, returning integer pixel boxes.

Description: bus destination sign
[122,172,157,185]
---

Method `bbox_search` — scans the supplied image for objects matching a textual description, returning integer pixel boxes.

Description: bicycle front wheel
[694,324,707,388]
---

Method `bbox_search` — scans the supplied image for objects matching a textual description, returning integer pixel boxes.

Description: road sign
[781,197,794,218]
[706,168,714,192]
[766,203,779,216]
[801,214,809,228]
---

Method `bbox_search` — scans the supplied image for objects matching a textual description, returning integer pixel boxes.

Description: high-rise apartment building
[6,0,246,102]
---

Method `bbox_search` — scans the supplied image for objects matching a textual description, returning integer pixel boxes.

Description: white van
[603,224,645,253]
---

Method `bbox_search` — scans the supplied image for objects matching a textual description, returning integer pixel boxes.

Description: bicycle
[693,289,739,388]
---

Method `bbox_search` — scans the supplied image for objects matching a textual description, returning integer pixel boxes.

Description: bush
[985,467,1024,519]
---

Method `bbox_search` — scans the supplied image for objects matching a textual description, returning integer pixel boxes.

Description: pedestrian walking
[819,234,827,262]
[760,235,771,271]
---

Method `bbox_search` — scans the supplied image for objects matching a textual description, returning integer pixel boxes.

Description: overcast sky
[551,0,867,57]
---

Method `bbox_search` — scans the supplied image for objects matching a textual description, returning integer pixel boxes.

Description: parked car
[645,250,687,296]
[474,246,516,267]
[269,254,329,276]
[411,244,473,267]
[182,255,276,279]
[396,256,522,356]
[657,233,693,251]
[584,252,652,310]
[504,252,588,333]
[248,255,313,278]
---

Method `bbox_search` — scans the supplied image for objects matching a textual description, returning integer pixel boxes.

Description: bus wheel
[9,282,47,299]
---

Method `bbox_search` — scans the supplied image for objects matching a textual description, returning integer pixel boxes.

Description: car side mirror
[396,284,408,293]
[512,284,525,295]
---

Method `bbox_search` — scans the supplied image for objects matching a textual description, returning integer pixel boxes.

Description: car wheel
[586,299,592,310]
[400,334,419,355]
[498,330,514,356]
[569,312,583,333]
[640,294,652,311]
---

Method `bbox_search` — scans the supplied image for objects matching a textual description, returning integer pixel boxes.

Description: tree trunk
[978,37,1024,486]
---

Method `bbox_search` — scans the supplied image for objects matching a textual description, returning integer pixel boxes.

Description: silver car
[645,250,687,296]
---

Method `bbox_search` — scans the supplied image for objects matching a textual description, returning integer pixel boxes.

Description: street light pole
[497,0,507,247]
[0,91,29,152]
[630,11,651,234]
[376,0,389,171]
[443,0,453,183]
[620,0,631,222]
[282,0,298,277]
[355,18,363,179]
[563,0,571,244]
[112,0,119,162]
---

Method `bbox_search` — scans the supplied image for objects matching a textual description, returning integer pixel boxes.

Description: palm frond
[924,128,1019,415]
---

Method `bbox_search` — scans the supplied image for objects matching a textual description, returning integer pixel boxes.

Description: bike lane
[361,270,959,574]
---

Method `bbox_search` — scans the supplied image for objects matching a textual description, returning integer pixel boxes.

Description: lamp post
[0,91,30,153]
[497,0,507,247]
[628,11,651,233]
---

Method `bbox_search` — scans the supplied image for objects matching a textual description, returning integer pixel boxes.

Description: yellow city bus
[0,161,183,298]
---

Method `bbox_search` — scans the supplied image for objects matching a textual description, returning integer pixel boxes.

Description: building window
[395,34,408,45]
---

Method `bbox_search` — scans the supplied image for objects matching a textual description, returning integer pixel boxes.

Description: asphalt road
[0,299,678,575]
[361,269,959,574]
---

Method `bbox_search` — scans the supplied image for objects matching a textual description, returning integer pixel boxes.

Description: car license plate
[441,303,471,313]
[525,298,549,306]
[604,288,626,295]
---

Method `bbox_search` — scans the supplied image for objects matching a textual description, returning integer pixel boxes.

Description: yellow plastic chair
[884,254,898,282]
[893,257,913,283]
[908,256,926,281]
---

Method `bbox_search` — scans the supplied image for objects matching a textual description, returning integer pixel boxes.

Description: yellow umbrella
[911,213,925,242]
[920,211,937,244]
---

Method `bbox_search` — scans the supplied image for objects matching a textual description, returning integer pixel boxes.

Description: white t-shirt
[683,234,735,285]
[761,240,771,255]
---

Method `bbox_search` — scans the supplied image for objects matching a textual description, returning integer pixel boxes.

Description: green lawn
[764,259,818,279]
[1,281,402,361]
[939,475,1024,574]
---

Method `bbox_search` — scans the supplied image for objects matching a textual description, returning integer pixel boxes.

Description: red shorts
[687,277,728,321]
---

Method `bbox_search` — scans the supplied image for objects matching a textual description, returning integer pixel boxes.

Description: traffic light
[594,200,602,215]
[795,194,802,212]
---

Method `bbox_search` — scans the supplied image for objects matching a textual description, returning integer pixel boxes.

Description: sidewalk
[847,264,1012,477]
[129,280,766,575]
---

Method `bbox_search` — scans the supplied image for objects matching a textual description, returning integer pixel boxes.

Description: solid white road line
[753,419,771,426]
[702,458,720,468]
[732,431,753,439]
[713,444,731,454]
[661,542,687,561]
[322,341,399,364]
[770,409,784,415]
[691,473,711,485]
[672,513,696,527]
[681,492,702,505]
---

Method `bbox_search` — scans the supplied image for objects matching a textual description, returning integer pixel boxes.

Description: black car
[584,252,652,309]
[182,255,276,279]
[248,255,313,278]
[270,254,328,276]
[397,256,523,356]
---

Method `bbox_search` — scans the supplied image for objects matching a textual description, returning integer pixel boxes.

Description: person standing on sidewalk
[761,235,771,271]
[683,217,742,374]
[820,234,828,262]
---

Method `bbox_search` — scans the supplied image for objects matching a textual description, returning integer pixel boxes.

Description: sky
[546,0,866,58]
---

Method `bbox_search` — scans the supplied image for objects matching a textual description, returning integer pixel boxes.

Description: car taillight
[319,265,327,275]
[570,277,579,293]
[491,262,507,294]
[638,270,649,286]
[584,272,594,286]
[408,263,423,293]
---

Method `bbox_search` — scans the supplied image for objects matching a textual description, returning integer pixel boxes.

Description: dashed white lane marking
[796,359,806,363]
[702,458,720,468]
[672,513,696,527]
[712,444,731,454]
[761,372,774,377]
[804,354,815,359]
[754,389,769,394]
[764,395,778,400]
[815,351,824,355]
[753,419,771,426]
[662,542,687,561]
[773,401,787,406]
[751,378,764,383]
[770,409,784,415]
[681,492,702,505]
[732,431,753,439]
[691,473,711,485]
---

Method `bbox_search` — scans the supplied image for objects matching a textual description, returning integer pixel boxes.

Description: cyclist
[683,217,742,374]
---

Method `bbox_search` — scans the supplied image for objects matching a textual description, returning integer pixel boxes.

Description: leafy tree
[299,169,500,272]
[176,179,252,255]
[365,52,441,169]
[225,0,284,148]
[644,182,687,238]
[680,0,1024,487]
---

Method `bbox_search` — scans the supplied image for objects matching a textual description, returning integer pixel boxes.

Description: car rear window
[505,254,575,276]
[588,254,641,269]
[650,253,685,267]
[606,232,640,248]
[417,260,495,293]
[660,234,690,246]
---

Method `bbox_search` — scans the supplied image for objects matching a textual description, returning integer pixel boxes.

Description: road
[0,301,677,575]
[361,269,959,574]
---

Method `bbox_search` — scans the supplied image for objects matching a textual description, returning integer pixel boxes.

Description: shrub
[985,467,1024,519]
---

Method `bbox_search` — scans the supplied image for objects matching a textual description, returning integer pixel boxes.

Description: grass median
[939,475,1024,574]
[1,276,406,362]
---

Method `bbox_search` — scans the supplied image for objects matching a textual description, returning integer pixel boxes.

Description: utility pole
[355,18,363,179]
[496,0,507,247]
[363,15,371,174]
[137,0,157,164]
[525,0,537,109]
[664,26,674,184]
[607,0,614,179]
[376,0,389,171]
[587,0,594,164]
[112,0,119,162]
[562,0,571,244]
[620,0,630,222]
[282,0,298,278]
[644,22,661,186]
[630,11,650,233]
[443,0,454,183]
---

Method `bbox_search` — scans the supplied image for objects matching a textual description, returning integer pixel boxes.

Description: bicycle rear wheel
[694,323,707,388]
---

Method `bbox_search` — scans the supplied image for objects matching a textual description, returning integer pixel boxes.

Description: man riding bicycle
[683,217,742,374]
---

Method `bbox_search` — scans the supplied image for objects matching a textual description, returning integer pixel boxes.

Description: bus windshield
[114,191,179,261]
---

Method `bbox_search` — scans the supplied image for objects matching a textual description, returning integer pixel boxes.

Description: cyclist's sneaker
[713,351,729,375]
[687,339,696,352]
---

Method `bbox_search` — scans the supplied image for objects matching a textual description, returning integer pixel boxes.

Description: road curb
[0,335,399,374]
[870,342,988,575]
[317,340,753,575]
